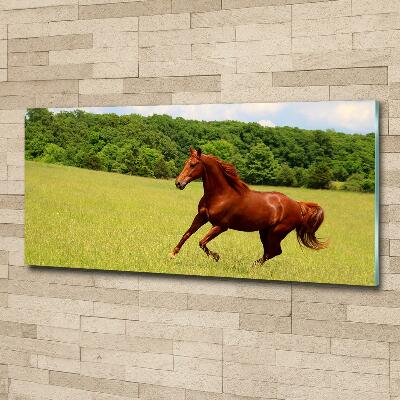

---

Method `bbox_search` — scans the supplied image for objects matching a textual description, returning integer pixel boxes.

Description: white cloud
[239,102,285,115]
[334,103,374,128]
[258,119,276,127]
[298,101,376,133]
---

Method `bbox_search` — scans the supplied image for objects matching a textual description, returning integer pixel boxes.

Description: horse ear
[196,148,202,157]
[189,146,195,156]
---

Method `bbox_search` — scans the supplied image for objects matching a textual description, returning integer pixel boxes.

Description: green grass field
[25,161,376,286]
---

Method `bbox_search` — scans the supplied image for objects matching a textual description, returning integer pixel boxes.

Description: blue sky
[52,100,377,134]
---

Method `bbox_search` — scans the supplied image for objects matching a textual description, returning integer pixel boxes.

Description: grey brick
[240,313,291,333]
[0,224,24,237]
[223,377,276,398]
[276,349,388,374]
[140,383,185,400]
[173,340,222,360]
[222,0,323,7]
[0,5,77,24]
[172,0,221,13]
[139,306,239,328]
[352,0,400,16]
[292,0,351,20]
[139,44,191,63]
[277,384,388,400]
[124,75,221,94]
[139,59,235,77]
[292,301,347,321]
[273,67,387,87]
[9,379,99,399]
[8,279,139,305]
[80,331,173,354]
[382,136,400,152]
[292,285,400,307]
[8,34,92,53]
[9,265,94,286]
[0,348,30,366]
[8,52,49,67]
[0,195,23,209]
[191,5,291,28]
[331,338,389,359]
[188,294,291,316]
[0,95,35,109]
[139,26,235,47]
[292,48,392,71]
[139,291,188,310]
[50,370,139,397]
[8,64,93,81]
[224,344,275,365]
[139,13,190,32]
[81,347,173,370]
[0,293,6,307]
[126,320,222,344]
[8,365,49,385]
[79,0,171,20]
[125,365,222,392]
[293,318,400,342]
[79,93,172,107]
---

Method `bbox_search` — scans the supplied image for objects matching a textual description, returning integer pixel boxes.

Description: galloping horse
[171,147,328,264]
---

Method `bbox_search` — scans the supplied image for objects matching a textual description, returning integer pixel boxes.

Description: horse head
[175,147,203,190]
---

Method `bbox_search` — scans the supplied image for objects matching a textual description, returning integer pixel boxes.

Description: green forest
[25,108,376,192]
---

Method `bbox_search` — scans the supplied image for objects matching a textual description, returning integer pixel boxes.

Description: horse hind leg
[254,225,291,265]
[267,224,293,260]
[254,228,270,265]
[199,226,226,261]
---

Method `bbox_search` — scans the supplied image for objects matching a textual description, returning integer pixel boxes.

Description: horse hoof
[211,252,220,262]
[253,258,266,266]
[169,252,176,259]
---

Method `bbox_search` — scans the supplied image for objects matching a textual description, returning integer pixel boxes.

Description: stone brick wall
[0,0,399,399]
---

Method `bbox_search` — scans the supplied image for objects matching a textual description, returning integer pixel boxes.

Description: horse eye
[190,163,196,168]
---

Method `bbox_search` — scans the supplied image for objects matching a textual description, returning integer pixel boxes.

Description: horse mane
[204,154,250,193]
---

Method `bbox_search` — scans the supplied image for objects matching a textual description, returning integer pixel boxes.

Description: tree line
[25,108,375,192]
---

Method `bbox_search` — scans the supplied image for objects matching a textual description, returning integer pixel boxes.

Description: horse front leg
[199,226,226,261]
[170,212,208,258]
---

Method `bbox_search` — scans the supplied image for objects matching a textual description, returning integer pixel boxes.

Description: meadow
[25,161,376,286]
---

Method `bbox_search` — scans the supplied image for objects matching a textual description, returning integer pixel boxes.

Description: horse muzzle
[175,181,187,190]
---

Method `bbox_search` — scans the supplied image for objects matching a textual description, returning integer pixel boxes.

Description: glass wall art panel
[25,101,379,286]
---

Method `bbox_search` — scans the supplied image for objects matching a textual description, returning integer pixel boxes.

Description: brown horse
[171,147,328,264]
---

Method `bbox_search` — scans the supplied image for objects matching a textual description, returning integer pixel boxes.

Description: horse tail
[296,201,329,250]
